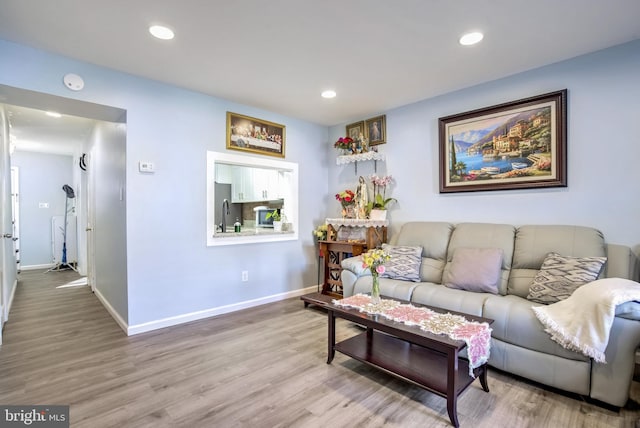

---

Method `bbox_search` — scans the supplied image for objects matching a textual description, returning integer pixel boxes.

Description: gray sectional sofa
[340,222,640,407]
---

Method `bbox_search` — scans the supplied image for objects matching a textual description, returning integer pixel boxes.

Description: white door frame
[11,166,19,274]
[86,150,96,292]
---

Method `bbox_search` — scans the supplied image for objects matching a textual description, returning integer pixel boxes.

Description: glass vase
[341,204,356,219]
[371,274,381,304]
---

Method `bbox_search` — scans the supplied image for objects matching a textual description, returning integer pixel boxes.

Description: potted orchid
[361,248,391,304]
[366,175,397,220]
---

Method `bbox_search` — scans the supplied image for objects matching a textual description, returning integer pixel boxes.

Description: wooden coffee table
[326,298,493,427]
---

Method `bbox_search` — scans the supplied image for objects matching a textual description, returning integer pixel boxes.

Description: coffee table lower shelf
[335,330,477,397]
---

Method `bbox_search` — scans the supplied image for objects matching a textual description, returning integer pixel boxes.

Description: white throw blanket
[532,277,640,363]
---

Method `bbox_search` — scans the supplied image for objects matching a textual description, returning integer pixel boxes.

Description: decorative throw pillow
[527,252,607,304]
[380,244,423,282]
[444,247,503,294]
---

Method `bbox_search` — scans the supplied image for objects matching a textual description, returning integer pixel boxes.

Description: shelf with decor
[317,218,389,296]
[336,152,385,174]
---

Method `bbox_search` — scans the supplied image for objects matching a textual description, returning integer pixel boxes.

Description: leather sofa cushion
[354,276,418,301]
[411,282,491,317]
[390,222,453,283]
[442,223,515,295]
[509,225,606,297]
[483,294,590,361]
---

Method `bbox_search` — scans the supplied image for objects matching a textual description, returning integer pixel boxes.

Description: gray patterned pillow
[527,252,606,304]
[380,244,423,282]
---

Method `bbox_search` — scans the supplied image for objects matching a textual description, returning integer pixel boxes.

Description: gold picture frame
[364,115,386,146]
[345,121,365,140]
[226,112,286,158]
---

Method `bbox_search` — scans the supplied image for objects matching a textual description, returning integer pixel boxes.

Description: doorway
[0,84,127,332]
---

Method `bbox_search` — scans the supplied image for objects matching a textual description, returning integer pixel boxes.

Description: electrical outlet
[241,271,249,282]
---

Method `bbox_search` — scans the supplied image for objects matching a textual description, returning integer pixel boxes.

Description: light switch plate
[139,161,155,173]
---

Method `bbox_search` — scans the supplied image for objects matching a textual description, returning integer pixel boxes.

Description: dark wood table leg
[446,350,460,428]
[327,309,336,364]
[479,364,490,392]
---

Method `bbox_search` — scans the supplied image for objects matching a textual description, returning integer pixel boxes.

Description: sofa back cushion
[509,225,606,298]
[444,247,503,294]
[441,223,516,295]
[390,222,454,283]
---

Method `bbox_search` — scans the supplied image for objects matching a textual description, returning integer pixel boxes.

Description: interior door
[0,105,18,344]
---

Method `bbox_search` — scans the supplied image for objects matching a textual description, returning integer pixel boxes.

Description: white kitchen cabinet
[231,166,250,202]
[231,166,281,202]
[252,168,280,201]
[215,163,233,184]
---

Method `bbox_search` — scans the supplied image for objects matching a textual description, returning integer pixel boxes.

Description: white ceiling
[0,0,639,153]
[6,105,95,156]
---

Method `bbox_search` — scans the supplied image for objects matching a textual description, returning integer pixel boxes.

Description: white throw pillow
[444,247,503,294]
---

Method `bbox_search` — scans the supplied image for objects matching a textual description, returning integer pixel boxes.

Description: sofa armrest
[606,243,640,281]
[616,301,640,321]
[341,255,370,277]
[340,256,370,297]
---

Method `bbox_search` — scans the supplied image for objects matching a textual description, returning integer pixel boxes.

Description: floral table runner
[333,294,492,377]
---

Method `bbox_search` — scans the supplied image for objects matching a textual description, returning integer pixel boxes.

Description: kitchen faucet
[221,198,230,232]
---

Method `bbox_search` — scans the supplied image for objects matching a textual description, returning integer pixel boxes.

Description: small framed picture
[346,121,365,140]
[226,112,286,158]
[365,115,386,145]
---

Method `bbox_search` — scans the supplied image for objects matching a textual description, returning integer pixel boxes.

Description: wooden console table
[318,218,388,297]
[318,240,367,297]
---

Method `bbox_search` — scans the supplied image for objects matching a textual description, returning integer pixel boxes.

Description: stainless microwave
[254,206,278,228]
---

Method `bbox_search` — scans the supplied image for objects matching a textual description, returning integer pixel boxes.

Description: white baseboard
[127,285,318,336]
[20,264,55,271]
[93,287,129,334]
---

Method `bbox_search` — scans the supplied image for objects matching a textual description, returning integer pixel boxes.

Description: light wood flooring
[1,269,639,427]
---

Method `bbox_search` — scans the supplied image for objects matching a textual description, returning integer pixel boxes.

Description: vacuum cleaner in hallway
[47,184,78,273]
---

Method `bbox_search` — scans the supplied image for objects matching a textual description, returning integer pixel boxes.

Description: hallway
[0,269,128,424]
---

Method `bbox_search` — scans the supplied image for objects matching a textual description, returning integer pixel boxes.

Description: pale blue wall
[329,40,640,250]
[5,36,638,329]
[0,39,329,326]
[11,151,74,266]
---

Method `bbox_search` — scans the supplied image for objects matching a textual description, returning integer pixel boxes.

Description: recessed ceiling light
[321,90,337,99]
[45,111,61,118]
[459,31,484,46]
[149,25,175,40]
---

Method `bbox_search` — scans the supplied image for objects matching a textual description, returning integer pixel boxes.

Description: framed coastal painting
[438,90,567,193]
[346,121,365,141]
[365,115,386,146]
[226,112,286,158]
